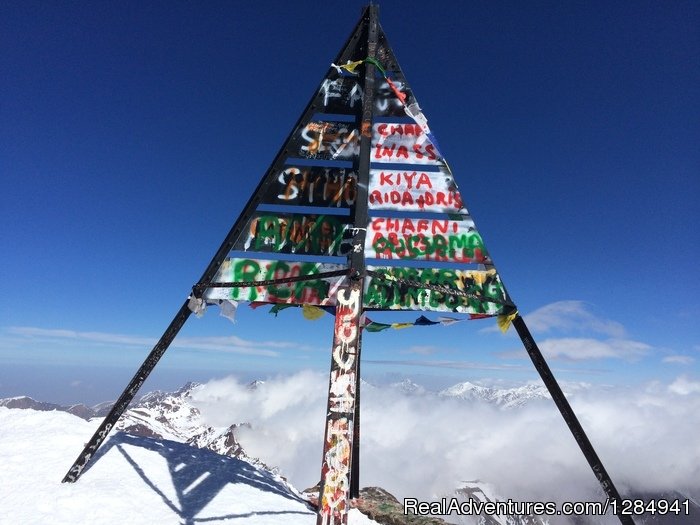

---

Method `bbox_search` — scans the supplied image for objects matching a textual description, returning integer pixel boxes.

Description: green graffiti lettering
[232,259,261,301]
[254,216,284,251]
[294,263,330,303]
[265,261,292,300]
[250,214,346,256]
[364,267,506,314]
[431,235,448,261]
[364,281,387,308]
[370,232,488,263]
[448,232,486,261]
[221,258,340,304]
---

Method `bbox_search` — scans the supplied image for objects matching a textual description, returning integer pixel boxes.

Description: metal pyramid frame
[62,6,634,525]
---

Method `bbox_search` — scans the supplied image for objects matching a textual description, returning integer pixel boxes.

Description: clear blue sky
[1,1,698,404]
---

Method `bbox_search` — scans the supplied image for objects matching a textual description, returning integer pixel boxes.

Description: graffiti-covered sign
[364,266,506,315]
[371,122,441,165]
[365,217,489,263]
[204,258,346,305]
[318,77,412,117]
[293,121,359,160]
[368,167,466,213]
[236,212,351,257]
[261,166,357,208]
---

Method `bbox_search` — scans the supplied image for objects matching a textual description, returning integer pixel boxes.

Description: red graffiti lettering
[376,123,422,136]
[416,172,431,188]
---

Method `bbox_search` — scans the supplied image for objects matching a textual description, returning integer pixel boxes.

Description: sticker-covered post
[317,283,363,525]
[317,5,377,524]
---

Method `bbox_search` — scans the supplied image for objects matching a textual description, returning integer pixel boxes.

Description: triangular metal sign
[63,5,634,525]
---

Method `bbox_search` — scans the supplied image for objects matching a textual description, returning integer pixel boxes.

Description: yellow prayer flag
[391,322,413,330]
[302,304,325,320]
[342,60,364,74]
[497,311,518,333]
[331,59,364,75]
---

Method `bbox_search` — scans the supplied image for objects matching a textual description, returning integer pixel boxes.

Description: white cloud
[191,371,700,516]
[524,301,626,337]
[7,326,155,346]
[3,325,303,357]
[537,337,651,361]
[482,302,654,362]
[668,375,700,395]
[662,355,695,365]
[191,371,327,484]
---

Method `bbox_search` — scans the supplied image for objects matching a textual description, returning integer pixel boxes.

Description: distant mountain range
[0,395,114,419]
[387,378,553,409]
[0,378,557,422]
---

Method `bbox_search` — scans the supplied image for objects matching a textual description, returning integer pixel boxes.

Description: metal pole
[317,5,377,523]
[348,3,378,501]
[512,315,635,525]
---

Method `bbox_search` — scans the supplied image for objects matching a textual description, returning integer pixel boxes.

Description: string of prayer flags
[256,303,502,331]
[362,313,473,332]
[257,303,335,317]
[229,301,505,331]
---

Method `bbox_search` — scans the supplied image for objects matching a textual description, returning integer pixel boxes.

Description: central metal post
[316,6,378,525]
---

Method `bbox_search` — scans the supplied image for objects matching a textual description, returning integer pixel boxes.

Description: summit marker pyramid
[63,6,634,525]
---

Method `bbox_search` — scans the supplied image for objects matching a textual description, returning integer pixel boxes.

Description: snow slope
[0,407,376,524]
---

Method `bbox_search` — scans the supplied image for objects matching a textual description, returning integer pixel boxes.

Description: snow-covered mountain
[0,406,380,524]
[438,381,551,409]
[117,381,270,463]
[382,378,554,408]
[0,381,260,462]
[389,378,428,396]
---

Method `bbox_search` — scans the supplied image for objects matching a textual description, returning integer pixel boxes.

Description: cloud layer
[191,371,700,520]
[3,326,304,357]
